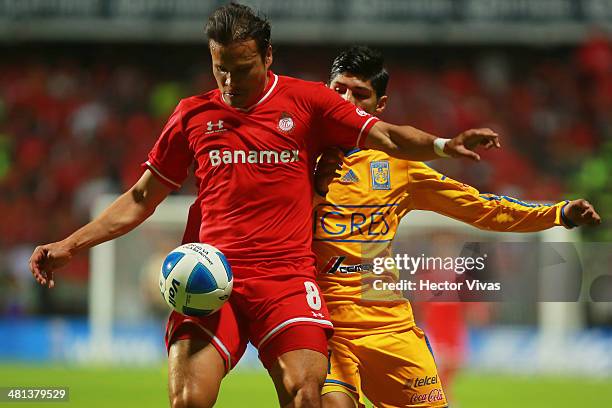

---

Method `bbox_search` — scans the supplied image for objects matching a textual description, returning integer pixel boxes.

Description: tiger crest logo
[370,161,390,190]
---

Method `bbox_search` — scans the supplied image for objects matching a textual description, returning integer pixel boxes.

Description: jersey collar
[219,70,278,113]
[343,147,361,157]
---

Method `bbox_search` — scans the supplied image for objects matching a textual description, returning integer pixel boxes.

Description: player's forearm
[426,196,564,233]
[60,188,157,255]
[365,123,439,161]
[410,174,566,232]
[59,170,172,254]
[454,207,560,233]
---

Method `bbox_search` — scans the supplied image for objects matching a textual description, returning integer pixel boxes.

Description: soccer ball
[159,243,233,316]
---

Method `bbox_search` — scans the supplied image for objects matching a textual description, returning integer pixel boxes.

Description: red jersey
[144,71,379,279]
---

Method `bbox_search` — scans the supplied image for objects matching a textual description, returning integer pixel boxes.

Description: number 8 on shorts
[304,281,322,310]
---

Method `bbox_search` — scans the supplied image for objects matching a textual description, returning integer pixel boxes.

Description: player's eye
[334,86,347,95]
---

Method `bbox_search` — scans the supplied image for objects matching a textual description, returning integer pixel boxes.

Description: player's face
[209,39,273,109]
[329,73,387,116]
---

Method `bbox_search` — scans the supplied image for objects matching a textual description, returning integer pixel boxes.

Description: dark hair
[205,2,271,58]
[330,45,389,98]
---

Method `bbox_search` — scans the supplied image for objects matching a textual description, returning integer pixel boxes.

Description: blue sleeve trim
[424,334,436,361]
[324,379,357,392]
[561,201,577,229]
[479,194,553,208]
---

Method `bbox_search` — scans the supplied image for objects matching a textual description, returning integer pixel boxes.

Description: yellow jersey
[312,148,569,335]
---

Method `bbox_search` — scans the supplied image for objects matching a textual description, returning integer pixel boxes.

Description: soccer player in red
[29,3,500,408]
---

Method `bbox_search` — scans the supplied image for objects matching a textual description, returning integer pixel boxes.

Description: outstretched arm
[29,170,172,288]
[406,163,601,231]
[364,122,500,162]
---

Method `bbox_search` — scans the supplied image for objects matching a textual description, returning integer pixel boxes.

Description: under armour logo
[311,311,324,318]
[207,120,224,131]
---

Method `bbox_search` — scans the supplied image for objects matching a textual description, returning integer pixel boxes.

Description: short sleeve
[312,83,379,150]
[142,101,193,189]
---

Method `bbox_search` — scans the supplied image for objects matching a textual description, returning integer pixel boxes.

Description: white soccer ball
[159,243,233,316]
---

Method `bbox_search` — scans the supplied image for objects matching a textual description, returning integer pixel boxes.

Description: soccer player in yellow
[313,46,601,408]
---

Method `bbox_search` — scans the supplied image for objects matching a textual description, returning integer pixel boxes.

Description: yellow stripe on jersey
[313,149,570,329]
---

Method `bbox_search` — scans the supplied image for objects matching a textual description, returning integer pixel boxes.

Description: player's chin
[224,93,247,107]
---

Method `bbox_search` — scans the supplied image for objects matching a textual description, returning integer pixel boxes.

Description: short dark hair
[205,2,271,58]
[330,46,389,98]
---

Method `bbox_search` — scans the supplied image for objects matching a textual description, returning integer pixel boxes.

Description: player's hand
[314,148,343,196]
[444,128,501,161]
[565,199,601,227]
[29,242,73,288]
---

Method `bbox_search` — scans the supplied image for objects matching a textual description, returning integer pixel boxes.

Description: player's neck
[222,70,273,112]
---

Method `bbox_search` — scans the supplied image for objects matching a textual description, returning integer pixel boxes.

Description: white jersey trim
[257,317,334,349]
[356,116,377,148]
[191,321,233,374]
[145,161,181,188]
[235,73,279,112]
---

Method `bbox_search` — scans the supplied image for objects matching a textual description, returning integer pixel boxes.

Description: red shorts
[165,275,333,371]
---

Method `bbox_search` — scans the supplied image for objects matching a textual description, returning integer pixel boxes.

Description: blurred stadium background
[1,0,611,407]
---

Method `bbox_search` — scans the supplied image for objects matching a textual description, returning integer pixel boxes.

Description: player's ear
[375,95,388,115]
[264,44,273,69]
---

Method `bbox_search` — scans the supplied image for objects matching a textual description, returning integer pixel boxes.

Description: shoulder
[277,74,331,97]
[171,90,221,127]
[178,90,219,111]
[352,151,428,175]
[406,160,435,171]
[268,75,337,116]
[351,149,399,166]
[344,150,404,174]
[406,161,446,183]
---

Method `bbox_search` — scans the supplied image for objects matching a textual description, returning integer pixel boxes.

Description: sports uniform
[145,70,380,371]
[313,148,572,407]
